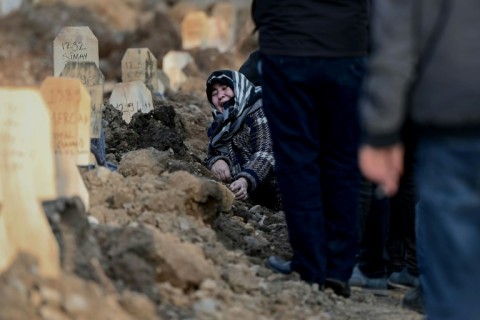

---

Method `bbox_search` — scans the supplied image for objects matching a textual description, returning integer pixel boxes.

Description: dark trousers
[357,150,418,278]
[357,178,390,278]
[260,54,365,283]
[387,161,418,276]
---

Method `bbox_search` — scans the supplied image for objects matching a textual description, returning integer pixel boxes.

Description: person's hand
[230,177,249,200]
[211,160,232,182]
[359,143,404,196]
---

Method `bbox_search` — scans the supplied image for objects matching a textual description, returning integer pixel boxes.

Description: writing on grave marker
[109,81,153,124]
[0,88,60,278]
[0,89,57,201]
[40,77,92,165]
[60,61,105,138]
[53,26,99,77]
[121,48,159,94]
[0,101,26,173]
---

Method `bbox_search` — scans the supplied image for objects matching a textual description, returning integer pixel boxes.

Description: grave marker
[0,88,60,278]
[181,11,209,50]
[162,51,194,92]
[40,77,92,165]
[40,77,91,210]
[53,26,99,77]
[60,61,105,138]
[109,81,153,124]
[121,48,159,94]
[208,2,236,53]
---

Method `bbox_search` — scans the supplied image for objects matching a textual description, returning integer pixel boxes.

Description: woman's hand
[211,160,232,182]
[230,177,249,200]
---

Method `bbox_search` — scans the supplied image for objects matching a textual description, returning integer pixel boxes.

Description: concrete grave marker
[53,26,99,77]
[41,77,92,165]
[0,88,60,278]
[60,61,105,138]
[162,51,194,91]
[181,11,209,50]
[109,81,153,124]
[208,2,236,53]
[121,48,159,94]
[40,77,90,210]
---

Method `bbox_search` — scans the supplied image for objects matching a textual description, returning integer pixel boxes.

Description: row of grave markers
[181,4,236,53]
[0,25,180,278]
[1,0,246,277]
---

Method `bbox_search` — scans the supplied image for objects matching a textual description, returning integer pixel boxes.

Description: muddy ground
[0,1,422,319]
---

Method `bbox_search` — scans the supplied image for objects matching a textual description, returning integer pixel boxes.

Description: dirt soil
[0,1,422,319]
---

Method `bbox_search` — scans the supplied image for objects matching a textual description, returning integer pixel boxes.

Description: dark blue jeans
[90,126,117,171]
[416,135,480,319]
[260,54,365,284]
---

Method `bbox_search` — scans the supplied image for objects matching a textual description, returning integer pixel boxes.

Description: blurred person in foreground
[254,0,369,297]
[359,0,480,318]
[204,70,281,211]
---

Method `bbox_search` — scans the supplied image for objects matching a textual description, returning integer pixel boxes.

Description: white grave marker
[121,48,159,94]
[208,2,236,53]
[53,26,99,77]
[162,51,194,92]
[109,81,153,124]
[40,77,92,165]
[40,78,91,209]
[0,88,60,278]
[181,11,209,50]
[60,61,105,138]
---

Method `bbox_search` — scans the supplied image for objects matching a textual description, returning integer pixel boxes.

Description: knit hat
[206,70,235,105]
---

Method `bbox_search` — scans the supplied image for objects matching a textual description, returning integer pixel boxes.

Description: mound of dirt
[0,1,422,319]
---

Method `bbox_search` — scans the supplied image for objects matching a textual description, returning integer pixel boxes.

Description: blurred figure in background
[254,0,369,297]
[360,0,480,318]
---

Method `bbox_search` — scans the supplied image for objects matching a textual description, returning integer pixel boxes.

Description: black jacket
[253,0,369,57]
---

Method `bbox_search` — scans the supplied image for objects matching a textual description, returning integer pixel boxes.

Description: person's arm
[360,0,418,195]
[236,107,275,192]
[361,0,418,147]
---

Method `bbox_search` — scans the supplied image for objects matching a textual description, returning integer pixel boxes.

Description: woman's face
[211,83,234,113]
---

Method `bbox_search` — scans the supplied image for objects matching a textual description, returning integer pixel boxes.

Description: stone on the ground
[117,148,171,177]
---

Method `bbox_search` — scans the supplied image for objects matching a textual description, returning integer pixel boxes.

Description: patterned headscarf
[206,70,262,155]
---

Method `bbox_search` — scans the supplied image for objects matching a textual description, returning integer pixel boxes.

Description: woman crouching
[204,70,281,211]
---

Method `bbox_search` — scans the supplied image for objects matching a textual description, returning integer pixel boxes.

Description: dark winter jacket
[361,0,480,147]
[253,0,369,57]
